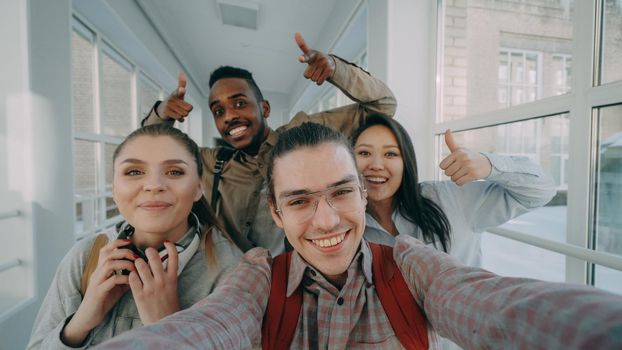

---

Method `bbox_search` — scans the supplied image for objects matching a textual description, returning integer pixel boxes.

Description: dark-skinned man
[142,33,396,254]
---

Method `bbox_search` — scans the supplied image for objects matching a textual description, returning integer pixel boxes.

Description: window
[441,0,574,120]
[498,49,541,108]
[593,103,622,293]
[600,0,622,84]
[437,0,622,292]
[71,17,164,238]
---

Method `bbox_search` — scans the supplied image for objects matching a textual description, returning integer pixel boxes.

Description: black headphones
[115,213,201,274]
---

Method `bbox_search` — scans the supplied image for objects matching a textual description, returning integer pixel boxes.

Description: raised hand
[295,32,335,86]
[62,239,136,346]
[156,72,194,122]
[439,129,492,186]
[129,241,180,325]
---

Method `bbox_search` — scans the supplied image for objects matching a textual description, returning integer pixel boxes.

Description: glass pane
[101,52,133,136]
[594,265,622,295]
[600,1,622,84]
[442,0,574,120]
[105,143,117,190]
[71,31,95,133]
[439,114,569,243]
[594,104,622,259]
[74,140,100,233]
[482,232,565,282]
[106,196,120,220]
[138,77,161,123]
[74,140,98,195]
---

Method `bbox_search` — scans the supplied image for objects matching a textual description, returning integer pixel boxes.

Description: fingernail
[161,254,169,262]
[164,240,171,243]
[133,253,139,259]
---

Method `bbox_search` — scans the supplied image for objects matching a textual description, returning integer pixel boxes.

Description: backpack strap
[80,233,110,296]
[211,146,235,210]
[261,244,429,350]
[369,242,429,349]
[261,252,302,350]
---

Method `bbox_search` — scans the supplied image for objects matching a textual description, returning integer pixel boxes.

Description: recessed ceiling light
[217,0,259,30]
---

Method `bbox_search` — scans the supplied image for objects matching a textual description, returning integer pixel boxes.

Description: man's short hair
[209,66,264,102]
[267,122,355,202]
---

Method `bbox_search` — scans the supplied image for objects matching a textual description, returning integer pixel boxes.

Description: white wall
[368,0,438,181]
[0,1,75,349]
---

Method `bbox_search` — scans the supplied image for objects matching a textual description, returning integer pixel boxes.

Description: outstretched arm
[289,32,396,137]
[434,129,556,231]
[95,248,272,350]
[394,235,622,349]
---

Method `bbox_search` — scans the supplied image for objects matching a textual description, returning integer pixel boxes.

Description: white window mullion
[432,93,573,135]
[132,66,139,130]
[564,0,599,285]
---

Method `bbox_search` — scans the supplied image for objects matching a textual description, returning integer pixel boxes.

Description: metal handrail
[0,210,20,221]
[0,259,21,273]
[488,227,622,271]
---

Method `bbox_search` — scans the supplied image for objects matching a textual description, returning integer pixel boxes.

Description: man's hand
[295,32,335,86]
[439,129,492,186]
[156,72,194,122]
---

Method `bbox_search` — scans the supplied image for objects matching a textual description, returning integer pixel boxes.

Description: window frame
[434,0,622,286]
[71,14,163,240]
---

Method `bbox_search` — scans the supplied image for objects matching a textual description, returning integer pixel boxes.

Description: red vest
[261,242,429,349]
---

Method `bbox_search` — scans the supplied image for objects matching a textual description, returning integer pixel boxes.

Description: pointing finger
[295,32,310,55]
[177,72,187,99]
[444,129,459,153]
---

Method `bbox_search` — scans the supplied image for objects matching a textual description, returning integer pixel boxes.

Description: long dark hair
[113,124,230,265]
[352,114,451,252]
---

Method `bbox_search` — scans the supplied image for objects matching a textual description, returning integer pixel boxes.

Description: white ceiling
[135,0,348,98]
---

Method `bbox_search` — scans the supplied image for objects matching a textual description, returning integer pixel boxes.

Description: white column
[367,0,438,181]
[0,0,74,348]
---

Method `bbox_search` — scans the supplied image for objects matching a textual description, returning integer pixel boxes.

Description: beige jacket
[144,56,396,253]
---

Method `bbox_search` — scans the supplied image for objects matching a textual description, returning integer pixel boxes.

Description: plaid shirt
[97,236,622,349]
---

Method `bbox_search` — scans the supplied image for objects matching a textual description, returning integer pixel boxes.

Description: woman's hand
[439,129,492,186]
[62,239,137,347]
[129,241,181,325]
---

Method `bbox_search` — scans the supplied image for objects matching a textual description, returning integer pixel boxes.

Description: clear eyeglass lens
[280,185,361,223]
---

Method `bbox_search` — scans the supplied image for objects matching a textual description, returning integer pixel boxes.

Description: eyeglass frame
[274,182,367,223]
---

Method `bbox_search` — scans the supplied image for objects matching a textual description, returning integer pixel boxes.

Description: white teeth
[229,125,248,136]
[311,233,346,248]
[366,177,387,183]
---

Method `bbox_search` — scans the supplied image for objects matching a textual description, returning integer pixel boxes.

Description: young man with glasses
[99,123,622,349]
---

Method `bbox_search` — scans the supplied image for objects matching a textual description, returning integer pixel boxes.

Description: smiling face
[208,78,270,154]
[354,125,404,208]
[112,135,203,246]
[269,143,367,285]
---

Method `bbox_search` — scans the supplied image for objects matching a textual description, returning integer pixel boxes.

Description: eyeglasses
[276,183,366,224]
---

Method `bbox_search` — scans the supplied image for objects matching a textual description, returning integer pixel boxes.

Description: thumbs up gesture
[439,129,492,186]
[156,72,194,122]
[295,32,335,85]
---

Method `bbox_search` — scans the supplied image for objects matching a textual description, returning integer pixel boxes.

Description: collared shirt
[97,236,622,350]
[144,56,397,255]
[364,152,557,267]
